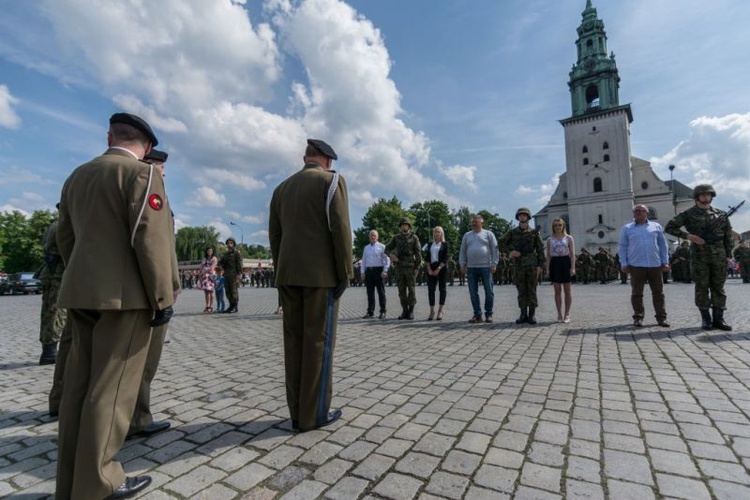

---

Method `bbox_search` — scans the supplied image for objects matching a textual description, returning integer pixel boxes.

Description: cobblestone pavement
[2,280,750,499]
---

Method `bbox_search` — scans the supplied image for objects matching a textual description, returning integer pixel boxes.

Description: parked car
[2,272,42,295]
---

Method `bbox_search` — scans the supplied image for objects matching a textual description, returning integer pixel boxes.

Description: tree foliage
[175,226,220,261]
[353,196,410,256]
[0,210,57,273]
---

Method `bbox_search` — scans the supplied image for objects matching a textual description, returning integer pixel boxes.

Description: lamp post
[668,164,676,215]
[229,221,244,246]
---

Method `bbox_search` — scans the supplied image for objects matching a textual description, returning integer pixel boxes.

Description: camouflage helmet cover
[399,217,412,227]
[692,184,716,199]
[515,207,532,221]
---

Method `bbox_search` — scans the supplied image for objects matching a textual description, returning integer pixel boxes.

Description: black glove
[150,306,174,327]
[333,280,348,300]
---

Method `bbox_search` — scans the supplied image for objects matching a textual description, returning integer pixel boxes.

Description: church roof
[664,179,693,199]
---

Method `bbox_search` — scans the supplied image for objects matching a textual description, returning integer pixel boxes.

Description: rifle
[698,200,745,244]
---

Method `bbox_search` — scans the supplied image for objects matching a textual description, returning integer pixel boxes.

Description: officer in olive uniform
[220,237,243,313]
[56,113,176,499]
[269,139,353,432]
[128,148,179,440]
[499,208,545,324]
[671,241,692,283]
[665,184,733,330]
[385,218,422,320]
[38,217,67,365]
[594,248,609,284]
[577,248,593,284]
[733,241,750,283]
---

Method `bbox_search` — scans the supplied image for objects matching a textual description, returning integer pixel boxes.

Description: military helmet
[692,184,716,199]
[225,237,237,245]
[399,217,412,227]
[515,207,532,221]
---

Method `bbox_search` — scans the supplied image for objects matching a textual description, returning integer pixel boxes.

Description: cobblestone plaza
[2,281,750,499]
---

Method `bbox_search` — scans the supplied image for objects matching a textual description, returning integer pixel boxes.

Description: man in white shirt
[361,230,390,319]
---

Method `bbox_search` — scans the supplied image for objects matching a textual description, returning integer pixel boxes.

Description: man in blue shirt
[618,204,670,327]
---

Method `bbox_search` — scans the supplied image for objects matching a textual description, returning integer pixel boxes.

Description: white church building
[534,0,693,253]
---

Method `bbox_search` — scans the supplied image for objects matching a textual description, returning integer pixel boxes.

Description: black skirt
[549,255,572,283]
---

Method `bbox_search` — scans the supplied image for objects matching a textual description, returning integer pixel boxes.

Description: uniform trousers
[49,318,72,414]
[394,266,416,307]
[691,249,727,309]
[130,324,168,432]
[278,286,340,430]
[225,275,239,307]
[56,309,152,500]
[628,266,667,321]
[515,265,539,308]
[40,276,66,344]
[364,267,386,314]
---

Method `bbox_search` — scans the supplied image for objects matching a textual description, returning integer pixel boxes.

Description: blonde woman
[545,218,576,323]
[425,226,450,320]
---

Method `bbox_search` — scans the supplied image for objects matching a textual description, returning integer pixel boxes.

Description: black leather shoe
[126,421,171,440]
[48,410,59,419]
[299,409,342,432]
[362,313,374,319]
[107,476,152,499]
[378,311,386,319]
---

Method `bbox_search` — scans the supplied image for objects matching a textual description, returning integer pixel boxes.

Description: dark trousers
[364,267,386,314]
[278,286,339,430]
[49,317,72,414]
[130,324,168,432]
[225,275,239,307]
[426,263,447,306]
[56,309,152,499]
[628,266,667,320]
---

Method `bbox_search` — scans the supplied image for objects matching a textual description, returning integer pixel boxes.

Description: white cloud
[0,166,55,186]
[518,174,559,206]
[0,84,20,128]
[204,168,266,191]
[649,112,750,199]
[187,186,226,208]
[441,164,477,191]
[0,203,28,215]
[226,211,264,224]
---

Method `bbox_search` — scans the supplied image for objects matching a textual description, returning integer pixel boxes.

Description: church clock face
[584,59,596,72]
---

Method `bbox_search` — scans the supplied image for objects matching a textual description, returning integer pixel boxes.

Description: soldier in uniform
[38,214,67,365]
[55,113,176,499]
[733,241,750,283]
[594,247,609,284]
[665,184,733,330]
[385,218,422,320]
[499,208,544,324]
[577,248,593,284]
[671,241,692,283]
[220,237,243,313]
[269,139,353,432]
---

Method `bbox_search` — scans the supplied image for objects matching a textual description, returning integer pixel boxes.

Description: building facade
[534,0,693,253]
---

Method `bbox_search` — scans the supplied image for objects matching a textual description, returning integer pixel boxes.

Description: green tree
[175,226,220,261]
[477,210,513,241]
[353,196,409,257]
[0,210,56,273]
[453,206,474,238]
[408,200,459,253]
[241,244,270,259]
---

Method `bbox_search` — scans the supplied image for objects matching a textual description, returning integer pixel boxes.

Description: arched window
[583,158,589,165]
[586,39,593,52]
[603,141,609,149]
[586,85,600,108]
[603,154,610,162]
[582,145,588,153]
[593,177,603,192]
[648,207,657,220]
[598,214,603,224]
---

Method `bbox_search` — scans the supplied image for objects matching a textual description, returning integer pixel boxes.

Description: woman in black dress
[545,218,576,323]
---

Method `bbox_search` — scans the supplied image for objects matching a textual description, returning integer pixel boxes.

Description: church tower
[559,0,635,253]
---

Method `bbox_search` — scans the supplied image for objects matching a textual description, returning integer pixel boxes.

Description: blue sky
[1,0,749,245]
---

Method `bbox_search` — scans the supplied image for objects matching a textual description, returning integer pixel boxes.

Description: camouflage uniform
[38,221,66,365]
[385,219,422,319]
[733,243,750,283]
[594,248,609,283]
[665,184,733,330]
[220,238,243,313]
[671,242,692,283]
[576,249,593,284]
[499,209,545,324]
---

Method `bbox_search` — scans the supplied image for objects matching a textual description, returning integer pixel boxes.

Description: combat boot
[407,305,415,320]
[527,307,537,325]
[516,307,528,324]
[39,343,58,366]
[712,307,732,331]
[700,309,713,330]
[398,302,408,320]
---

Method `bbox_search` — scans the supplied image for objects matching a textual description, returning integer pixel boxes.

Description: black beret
[144,149,168,163]
[110,112,159,147]
[307,139,337,160]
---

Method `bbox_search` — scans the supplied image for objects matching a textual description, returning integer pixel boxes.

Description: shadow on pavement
[0,361,40,371]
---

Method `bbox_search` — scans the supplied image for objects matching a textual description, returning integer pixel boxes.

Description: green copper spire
[567,0,621,117]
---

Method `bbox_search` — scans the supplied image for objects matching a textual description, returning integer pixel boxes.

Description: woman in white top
[425,226,450,320]
[545,218,576,323]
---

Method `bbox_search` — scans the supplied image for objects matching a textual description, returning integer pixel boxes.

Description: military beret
[110,112,159,147]
[144,149,168,164]
[307,139,337,160]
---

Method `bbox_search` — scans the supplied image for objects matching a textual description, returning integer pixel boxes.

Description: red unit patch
[148,194,163,211]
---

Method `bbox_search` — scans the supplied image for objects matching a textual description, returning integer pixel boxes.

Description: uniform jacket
[665,205,733,257]
[40,221,64,280]
[385,232,422,268]
[57,148,177,311]
[220,250,243,277]
[499,227,545,268]
[269,163,353,287]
